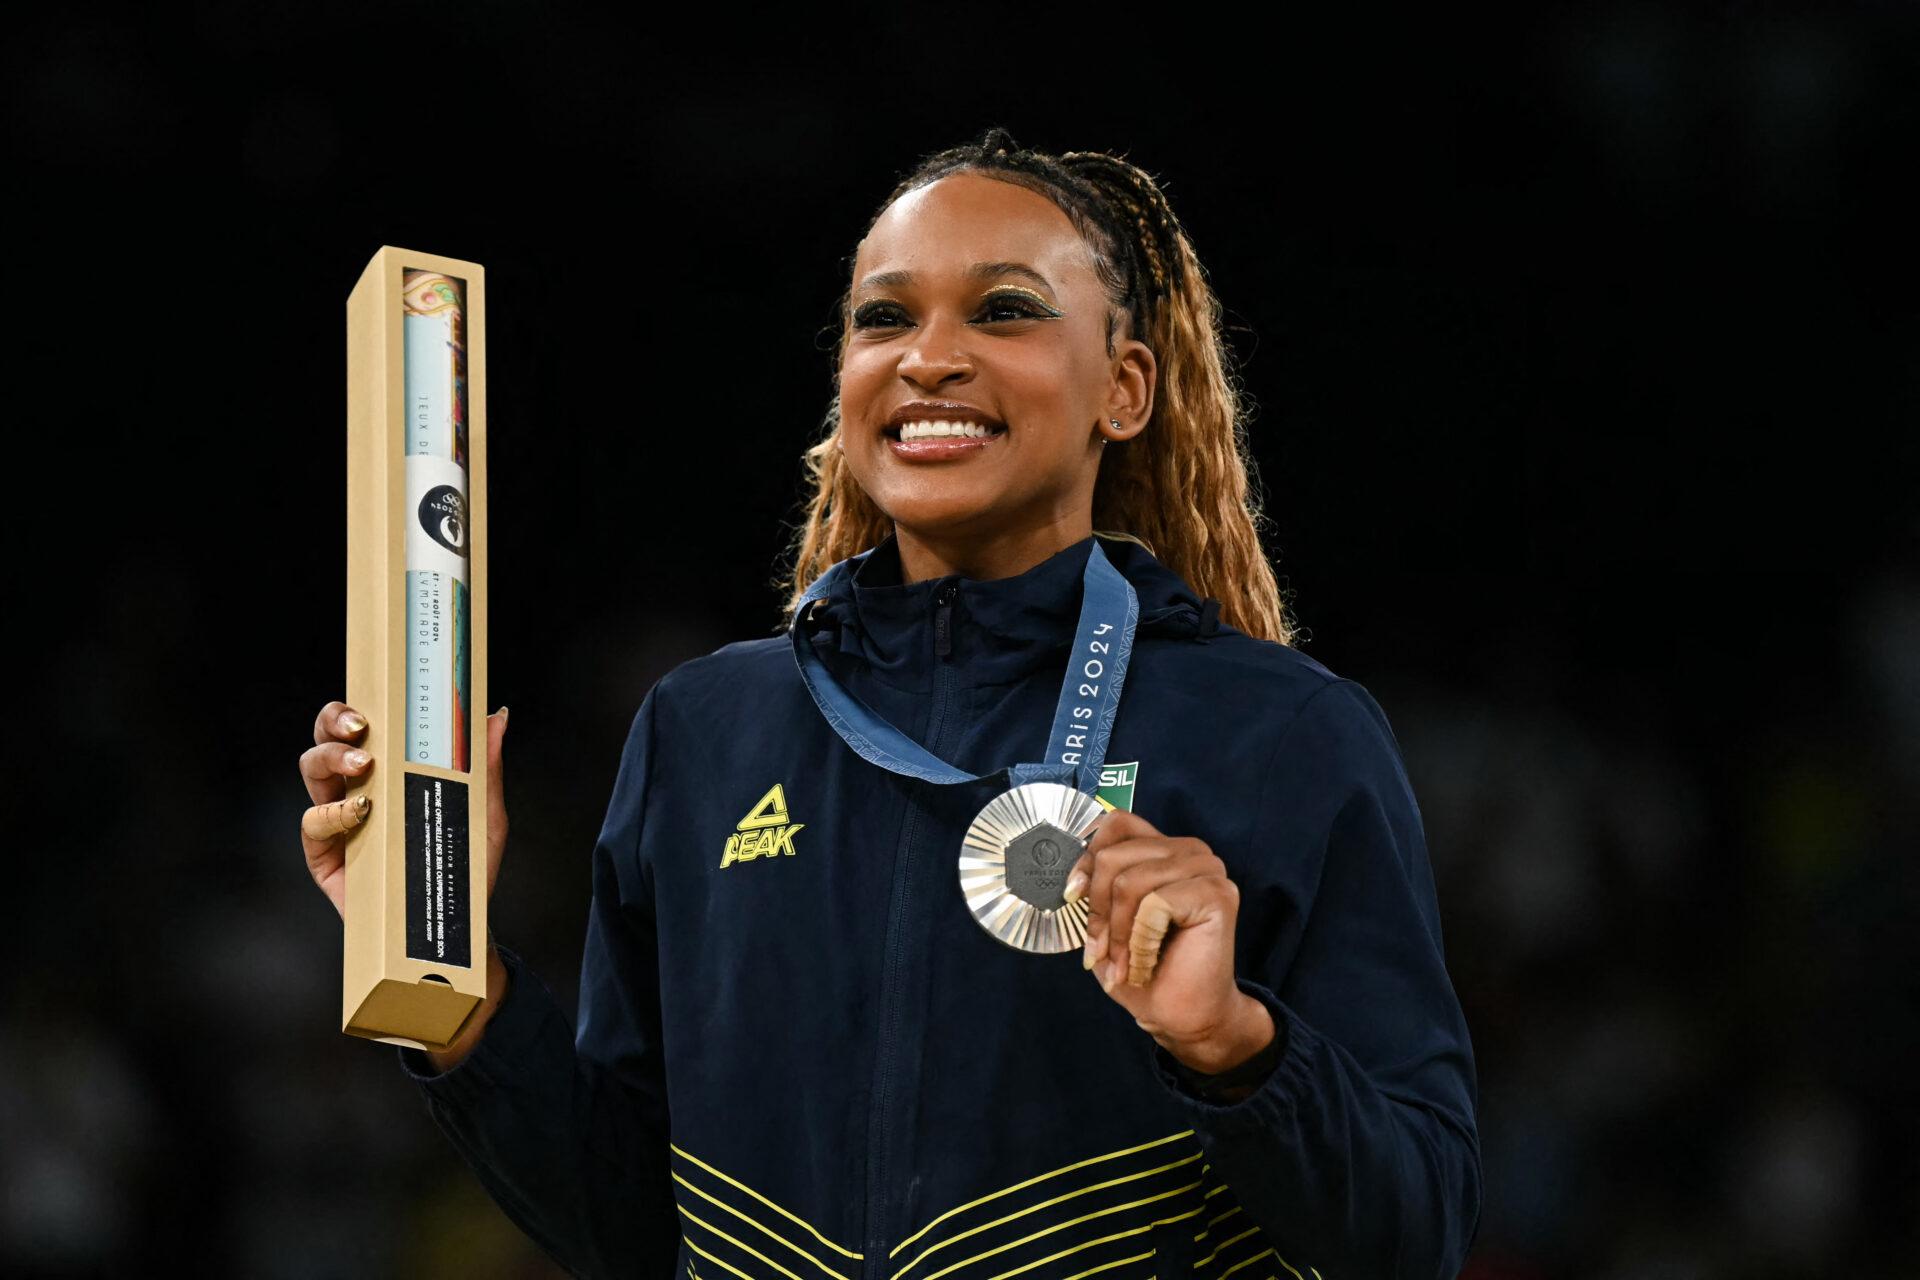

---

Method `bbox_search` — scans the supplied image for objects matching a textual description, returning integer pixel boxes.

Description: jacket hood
[798,531,1220,690]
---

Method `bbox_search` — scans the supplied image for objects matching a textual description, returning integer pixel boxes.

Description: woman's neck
[894,516,1095,585]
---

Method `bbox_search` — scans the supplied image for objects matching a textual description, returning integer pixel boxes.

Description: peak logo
[719,783,806,868]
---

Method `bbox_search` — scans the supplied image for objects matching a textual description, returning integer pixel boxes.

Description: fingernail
[498,706,509,729]
[1082,932,1101,970]
[1098,960,1116,992]
[340,711,366,735]
[1062,869,1088,904]
[345,750,370,770]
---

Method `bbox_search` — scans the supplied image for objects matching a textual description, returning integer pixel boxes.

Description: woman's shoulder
[652,635,793,703]
[1146,618,1353,710]
[1149,623,1411,769]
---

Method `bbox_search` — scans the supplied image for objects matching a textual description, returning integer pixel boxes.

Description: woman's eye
[852,303,906,329]
[981,294,1044,323]
[852,294,1048,331]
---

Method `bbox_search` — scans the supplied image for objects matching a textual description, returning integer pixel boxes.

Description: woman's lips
[885,429,1006,461]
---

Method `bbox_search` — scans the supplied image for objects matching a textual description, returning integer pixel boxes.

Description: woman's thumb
[483,706,506,875]
[483,710,506,790]
[486,707,509,847]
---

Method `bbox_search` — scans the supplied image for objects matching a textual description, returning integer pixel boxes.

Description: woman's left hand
[1064,808,1273,1072]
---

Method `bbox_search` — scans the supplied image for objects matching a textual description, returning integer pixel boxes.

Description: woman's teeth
[897,420,1002,440]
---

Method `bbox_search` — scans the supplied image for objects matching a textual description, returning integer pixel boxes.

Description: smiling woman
[369,125,1483,1280]
[783,128,1298,637]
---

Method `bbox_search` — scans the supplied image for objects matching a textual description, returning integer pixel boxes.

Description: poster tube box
[341,245,489,1050]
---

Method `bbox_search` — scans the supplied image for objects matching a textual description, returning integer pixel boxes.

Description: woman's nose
[897,323,974,387]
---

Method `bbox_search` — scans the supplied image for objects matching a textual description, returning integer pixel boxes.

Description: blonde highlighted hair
[775,127,1297,646]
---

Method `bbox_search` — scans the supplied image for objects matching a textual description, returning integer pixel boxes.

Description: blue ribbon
[789,539,1139,795]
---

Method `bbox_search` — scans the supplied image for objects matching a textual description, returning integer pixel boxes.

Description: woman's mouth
[884,420,1008,461]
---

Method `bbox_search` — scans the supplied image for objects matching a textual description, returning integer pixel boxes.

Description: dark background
[6,3,1916,1277]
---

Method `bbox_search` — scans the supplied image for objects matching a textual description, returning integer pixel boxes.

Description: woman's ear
[1109,338,1156,438]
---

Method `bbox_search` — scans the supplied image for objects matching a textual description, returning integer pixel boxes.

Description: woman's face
[837,171,1154,546]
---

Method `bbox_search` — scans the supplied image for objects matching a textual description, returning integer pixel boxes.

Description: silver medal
[958,781,1110,954]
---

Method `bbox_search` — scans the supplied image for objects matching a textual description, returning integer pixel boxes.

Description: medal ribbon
[789,539,1139,795]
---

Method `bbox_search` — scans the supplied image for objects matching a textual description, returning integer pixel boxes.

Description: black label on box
[405,772,472,968]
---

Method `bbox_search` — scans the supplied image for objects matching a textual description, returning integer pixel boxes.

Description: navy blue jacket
[398,531,1482,1280]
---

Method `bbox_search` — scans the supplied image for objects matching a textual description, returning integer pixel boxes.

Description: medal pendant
[958,781,1108,954]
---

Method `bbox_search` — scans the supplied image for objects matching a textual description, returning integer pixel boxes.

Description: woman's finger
[1122,876,1236,986]
[1077,838,1169,969]
[313,701,369,746]
[303,794,371,843]
[1064,807,1158,903]
[1127,887,1180,986]
[1082,808,1159,861]
[1099,838,1222,979]
[299,739,373,807]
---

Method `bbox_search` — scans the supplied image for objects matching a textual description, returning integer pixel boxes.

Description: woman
[300,127,1481,1280]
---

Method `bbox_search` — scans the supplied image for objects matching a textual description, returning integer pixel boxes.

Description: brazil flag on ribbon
[1094,761,1138,812]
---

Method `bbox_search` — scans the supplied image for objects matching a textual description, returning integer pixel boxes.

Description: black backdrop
[6,4,1916,1277]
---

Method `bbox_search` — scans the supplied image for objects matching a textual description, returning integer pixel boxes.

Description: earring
[1106,417,1120,445]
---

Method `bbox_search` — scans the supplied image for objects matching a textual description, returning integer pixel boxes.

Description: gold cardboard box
[341,245,489,1050]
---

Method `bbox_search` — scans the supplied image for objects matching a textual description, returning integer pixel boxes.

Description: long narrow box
[341,245,489,1050]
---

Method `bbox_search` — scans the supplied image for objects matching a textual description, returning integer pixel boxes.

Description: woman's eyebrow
[857,261,1055,293]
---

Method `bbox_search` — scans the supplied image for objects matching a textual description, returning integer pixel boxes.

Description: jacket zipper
[865,579,957,1275]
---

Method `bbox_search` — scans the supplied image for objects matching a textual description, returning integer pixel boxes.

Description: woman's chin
[876,495,1010,539]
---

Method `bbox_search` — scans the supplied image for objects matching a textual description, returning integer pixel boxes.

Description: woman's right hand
[299,701,511,922]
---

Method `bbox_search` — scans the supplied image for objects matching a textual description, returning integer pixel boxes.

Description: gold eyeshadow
[851,287,1064,327]
[990,286,1064,315]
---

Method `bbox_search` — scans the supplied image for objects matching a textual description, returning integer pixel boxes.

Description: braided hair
[779,126,1296,647]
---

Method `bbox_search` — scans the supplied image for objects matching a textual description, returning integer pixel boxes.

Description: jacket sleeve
[1141,677,1483,1280]
[395,689,678,1280]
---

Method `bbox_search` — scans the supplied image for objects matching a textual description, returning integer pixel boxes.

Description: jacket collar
[800,530,1217,690]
